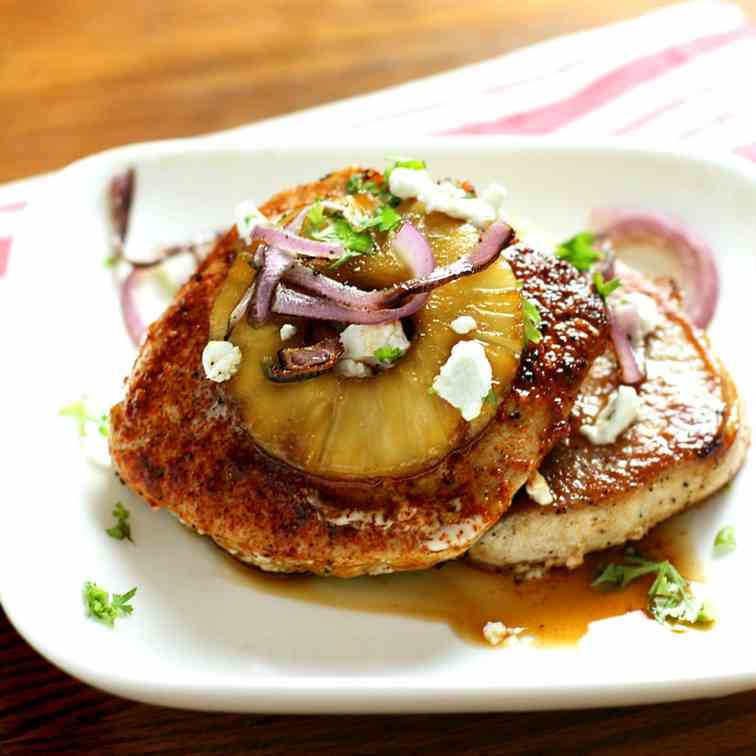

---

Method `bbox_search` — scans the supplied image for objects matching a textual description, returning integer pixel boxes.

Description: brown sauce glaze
[224,518,704,647]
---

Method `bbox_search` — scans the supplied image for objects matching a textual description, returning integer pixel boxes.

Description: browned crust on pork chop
[470,267,749,575]
[109,167,609,576]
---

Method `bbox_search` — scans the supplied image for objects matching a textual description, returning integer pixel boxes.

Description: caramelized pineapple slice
[210,208,523,480]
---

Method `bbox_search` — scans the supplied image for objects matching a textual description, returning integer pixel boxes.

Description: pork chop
[470,267,749,576]
[109,167,609,576]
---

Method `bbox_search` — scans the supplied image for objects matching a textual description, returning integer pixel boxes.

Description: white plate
[2,138,755,713]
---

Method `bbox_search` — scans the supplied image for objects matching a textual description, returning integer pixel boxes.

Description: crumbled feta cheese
[334,359,372,379]
[482,621,525,646]
[235,200,273,241]
[339,322,410,369]
[432,340,493,421]
[388,169,496,229]
[450,315,477,335]
[388,167,436,199]
[526,470,554,506]
[279,324,298,341]
[202,340,242,382]
[580,385,642,445]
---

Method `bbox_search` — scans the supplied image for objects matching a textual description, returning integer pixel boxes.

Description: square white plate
[2,138,755,713]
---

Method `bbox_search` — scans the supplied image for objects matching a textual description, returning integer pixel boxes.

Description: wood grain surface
[4,1,756,753]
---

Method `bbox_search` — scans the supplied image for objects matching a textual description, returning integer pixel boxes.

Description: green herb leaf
[714,525,736,552]
[374,346,404,364]
[376,205,402,232]
[593,271,622,301]
[356,205,402,233]
[385,157,427,182]
[522,297,543,345]
[556,231,602,272]
[346,174,382,196]
[346,174,363,194]
[106,502,133,542]
[484,388,497,405]
[306,201,327,230]
[83,581,137,627]
[592,551,713,627]
[60,399,109,438]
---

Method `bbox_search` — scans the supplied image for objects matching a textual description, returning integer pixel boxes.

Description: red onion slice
[120,268,147,347]
[591,209,719,328]
[380,222,514,306]
[279,221,438,311]
[608,305,643,385]
[392,221,436,277]
[125,233,220,269]
[109,169,135,246]
[248,247,296,325]
[251,225,343,260]
[283,261,388,309]
[272,284,429,325]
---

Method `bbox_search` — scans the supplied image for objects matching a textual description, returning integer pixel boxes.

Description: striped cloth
[2,0,755,280]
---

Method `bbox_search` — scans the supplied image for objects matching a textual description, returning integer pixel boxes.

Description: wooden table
[4,1,756,753]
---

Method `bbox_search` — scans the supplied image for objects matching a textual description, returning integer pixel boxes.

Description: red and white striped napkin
[2,0,755,281]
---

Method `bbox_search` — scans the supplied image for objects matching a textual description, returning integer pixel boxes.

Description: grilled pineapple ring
[210,204,523,481]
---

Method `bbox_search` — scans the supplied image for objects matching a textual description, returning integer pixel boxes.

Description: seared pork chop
[470,266,749,576]
[109,168,609,577]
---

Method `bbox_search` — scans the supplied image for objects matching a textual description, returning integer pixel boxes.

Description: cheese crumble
[450,315,478,335]
[432,340,493,421]
[202,340,242,383]
[580,386,642,445]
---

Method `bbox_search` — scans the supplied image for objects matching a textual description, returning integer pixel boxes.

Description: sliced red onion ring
[591,209,719,328]
[248,247,296,325]
[272,284,429,325]
[126,233,221,269]
[279,221,437,311]
[278,220,511,315]
[392,221,436,277]
[120,269,147,347]
[251,225,343,260]
[109,169,135,246]
[283,261,387,309]
[380,222,514,306]
[608,304,643,385]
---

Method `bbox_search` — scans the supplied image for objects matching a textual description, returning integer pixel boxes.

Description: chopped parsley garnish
[522,297,543,345]
[306,201,327,230]
[60,399,109,438]
[346,172,400,207]
[356,205,402,233]
[484,388,498,405]
[592,549,713,627]
[556,231,602,272]
[714,525,736,552]
[593,271,622,301]
[346,174,380,196]
[106,502,133,542]
[385,157,427,182]
[374,346,403,364]
[83,582,137,627]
